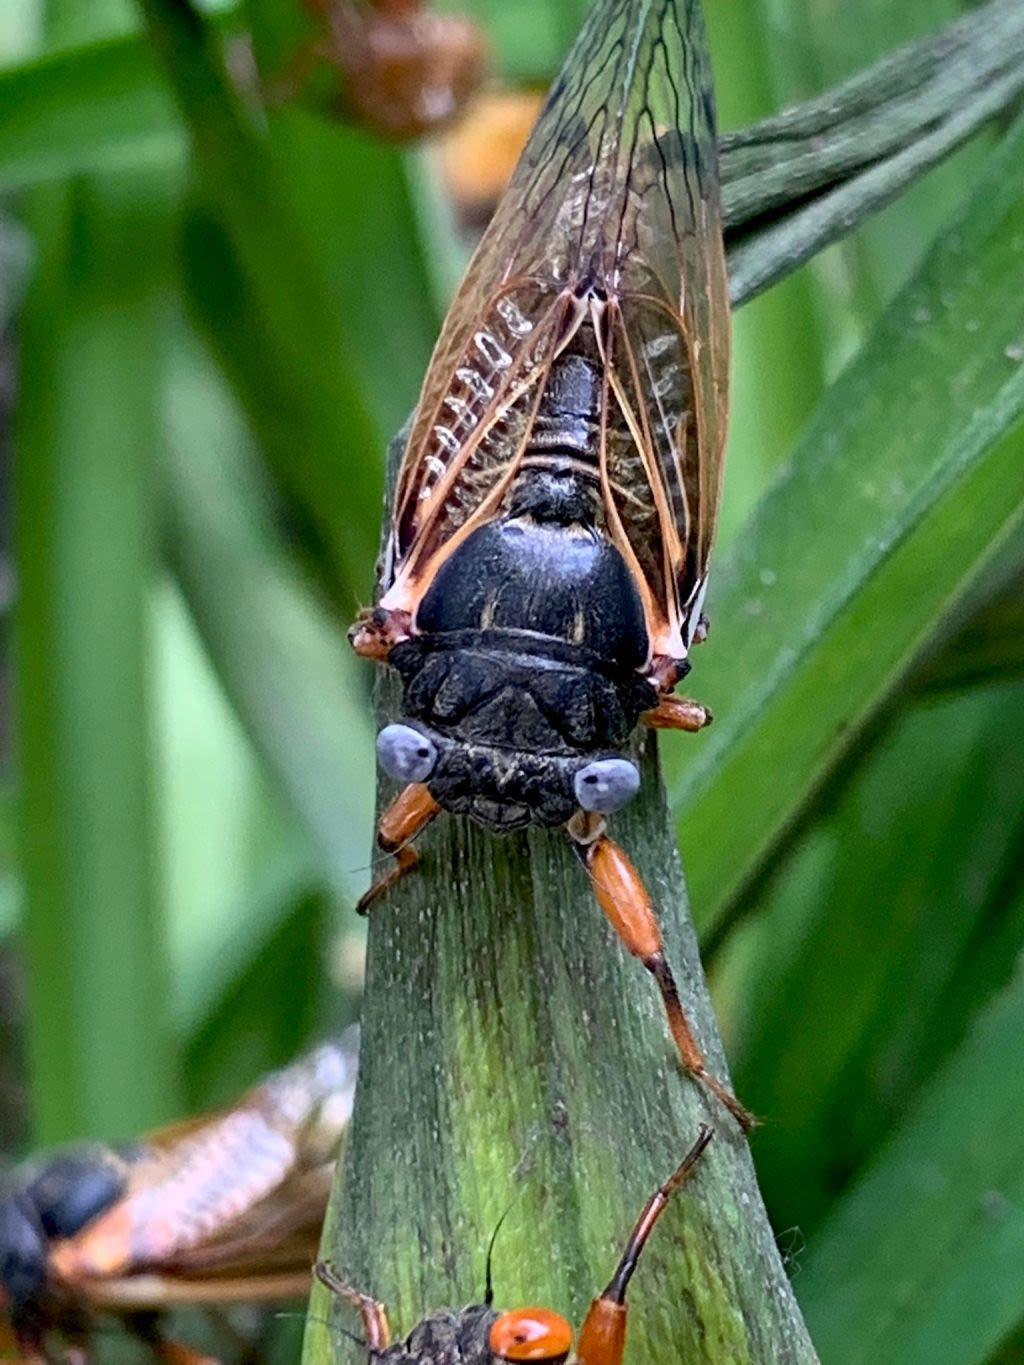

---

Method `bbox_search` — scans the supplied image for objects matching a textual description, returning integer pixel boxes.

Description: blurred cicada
[278,0,488,141]
[318,1125,711,1364]
[351,0,748,1131]
[0,1033,358,1364]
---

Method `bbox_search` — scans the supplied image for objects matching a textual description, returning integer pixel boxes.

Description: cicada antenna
[348,848,402,878]
[484,1204,515,1308]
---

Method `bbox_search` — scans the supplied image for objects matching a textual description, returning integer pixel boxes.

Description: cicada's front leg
[356,783,441,914]
[641,695,712,732]
[569,821,754,1133]
[575,1127,713,1365]
[315,1263,391,1351]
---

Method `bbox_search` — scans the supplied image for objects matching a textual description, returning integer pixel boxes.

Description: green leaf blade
[799,973,1024,1365]
[672,114,1024,932]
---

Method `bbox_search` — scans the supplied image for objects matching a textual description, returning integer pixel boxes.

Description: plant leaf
[798,969,1024,1365]
[728,681,1024,1233]
[669,112,1024,934]
[13,172,181,1141]
[161,324,377,907]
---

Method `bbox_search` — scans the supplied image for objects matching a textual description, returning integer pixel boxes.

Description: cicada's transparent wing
[383,0,729,660]
[48,1040,356,1285]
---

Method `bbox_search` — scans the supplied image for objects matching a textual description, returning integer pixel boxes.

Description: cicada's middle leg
[357,782,441,914]
[569,819,755,1134]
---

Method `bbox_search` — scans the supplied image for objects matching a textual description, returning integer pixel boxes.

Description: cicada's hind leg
[356,783,441,914]
[575,1127,713,1365]
[640,695,712,732]
[315,1263,391,1351]
[569,823,755,1134]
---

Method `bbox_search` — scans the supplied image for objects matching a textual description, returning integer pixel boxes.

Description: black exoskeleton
[1,1147,128,1341]
[387,353,657,833]
[374,1303,498,1364]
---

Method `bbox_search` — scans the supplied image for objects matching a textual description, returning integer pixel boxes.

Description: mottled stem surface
[306,514,816,1365]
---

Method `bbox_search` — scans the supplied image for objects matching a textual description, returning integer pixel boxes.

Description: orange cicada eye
[489,1307,574,1361]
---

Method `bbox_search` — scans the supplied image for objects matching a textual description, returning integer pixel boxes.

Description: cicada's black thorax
[379,1302,497,1364]
[0,1146,126,1333]
[390,350,655,834]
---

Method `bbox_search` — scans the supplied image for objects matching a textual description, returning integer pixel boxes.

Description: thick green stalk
[304,438,817,1364]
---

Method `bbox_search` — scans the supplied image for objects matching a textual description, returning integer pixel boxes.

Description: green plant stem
[137,0,384,606]
[305,442,818,1365]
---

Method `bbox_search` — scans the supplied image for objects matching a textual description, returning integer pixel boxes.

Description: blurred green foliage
[1,0,1023,1361]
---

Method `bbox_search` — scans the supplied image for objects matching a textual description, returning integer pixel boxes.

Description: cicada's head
[382,1300,574,1364]
[376,629,654,834]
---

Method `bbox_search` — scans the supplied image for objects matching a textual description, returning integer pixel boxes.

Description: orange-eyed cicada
[317,1126,712,1364]
[351,0,749,1131]
[0,1032,358,1364]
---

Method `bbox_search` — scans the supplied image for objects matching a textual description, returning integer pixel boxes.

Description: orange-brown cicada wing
[381,0,728,665]
[48,1036,357,1302]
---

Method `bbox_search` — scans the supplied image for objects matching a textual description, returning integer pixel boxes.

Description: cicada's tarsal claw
[575,1126,714,1365]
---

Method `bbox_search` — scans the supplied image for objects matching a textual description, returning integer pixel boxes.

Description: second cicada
[351,0,747,1130]
[318,1126,713,1364]
[0,1034,358,1364]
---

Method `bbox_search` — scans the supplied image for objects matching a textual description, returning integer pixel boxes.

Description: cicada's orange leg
[575,1127,713,1365]
[640,695,712,732]
[315,1263,391,1351]
[575,832,755,1134]
[356,783,441,914]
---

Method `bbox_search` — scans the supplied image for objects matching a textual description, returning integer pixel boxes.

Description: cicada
[277,0,488,141]
[351,0,748,1131]
[317,1125,711,1364]
[0,1033,358,1364]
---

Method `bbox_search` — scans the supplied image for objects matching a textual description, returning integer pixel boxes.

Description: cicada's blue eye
[376,725,438,783]
[574,758,641,813]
